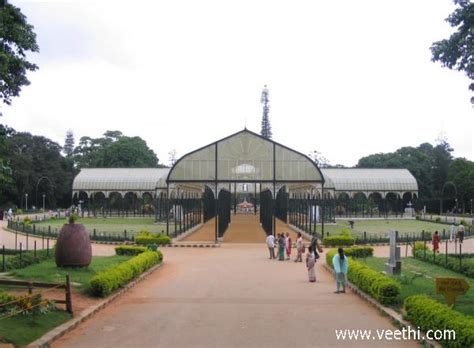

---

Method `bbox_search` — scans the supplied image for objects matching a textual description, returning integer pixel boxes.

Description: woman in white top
[295,232,304,262]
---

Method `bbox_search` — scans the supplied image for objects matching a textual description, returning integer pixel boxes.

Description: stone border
[321,264,441,348]
[27,262,164,348]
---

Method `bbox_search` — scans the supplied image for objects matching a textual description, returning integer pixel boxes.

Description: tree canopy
[0,0,39,114]
[73,131,163,168]
[260,85,272,139]
[431,0,474,104]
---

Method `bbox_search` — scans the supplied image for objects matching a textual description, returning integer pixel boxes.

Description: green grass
[359,257,474,317]
[34,216,174,235]
[317,219,450,239]
[0,310,71,346]
[7,255,132,293]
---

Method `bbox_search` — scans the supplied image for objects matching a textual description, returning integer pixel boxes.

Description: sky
[2,0,473,167]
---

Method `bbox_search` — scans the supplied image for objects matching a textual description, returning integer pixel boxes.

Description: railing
[0,275,73,316]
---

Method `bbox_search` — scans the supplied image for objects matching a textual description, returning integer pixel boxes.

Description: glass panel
[168,145,216,181]
[217,132,273,181]
[275,145,322,181]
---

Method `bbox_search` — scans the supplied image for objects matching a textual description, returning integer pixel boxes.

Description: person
[278,233,286,261]
[449,223,456,242]
[285,232,292,260]
[332,248,348,293]
[295,232,304,262]
[310,234,323,259]
[432,231,440,253]
[266,233,275,259]
[306,245,316,282]
[8,208,13,220]
[457,224,465,244]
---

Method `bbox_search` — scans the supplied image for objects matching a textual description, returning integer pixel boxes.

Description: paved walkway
[52,244,418,347]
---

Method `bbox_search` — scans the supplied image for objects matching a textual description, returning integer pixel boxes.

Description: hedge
[115,245,147,256]
[413,249,474,278]
[90,250,163,297]
[326,249,400,305]
[404,295,474,348]
[135,231,171,246]
[322,235,356,247]
[324,246,373,265]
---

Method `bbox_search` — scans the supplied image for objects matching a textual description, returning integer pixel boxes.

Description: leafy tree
[63,129,75,157]
[0,131,73,208]
[431,0,474,104]
[260,85,272,139]
[447,158,474,212]
[73,131,163,168]
[0,0,39,114]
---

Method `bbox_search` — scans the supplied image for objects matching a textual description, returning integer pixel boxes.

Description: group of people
[432,223,466,253]
[265,232,349,293]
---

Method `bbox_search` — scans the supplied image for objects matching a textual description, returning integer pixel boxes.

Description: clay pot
[55,223,92,267]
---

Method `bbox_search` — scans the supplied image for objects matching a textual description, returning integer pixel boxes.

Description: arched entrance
[166,129,326,242]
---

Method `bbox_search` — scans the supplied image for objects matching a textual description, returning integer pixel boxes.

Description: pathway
[52,244,418,347]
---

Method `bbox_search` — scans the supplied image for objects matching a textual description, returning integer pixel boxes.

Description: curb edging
[28,262,164,348]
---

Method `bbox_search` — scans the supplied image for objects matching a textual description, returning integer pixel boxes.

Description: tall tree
[0,0,39,115]
[63,129,75,157]
[431,0,474,104]
[447,158,474,212]
[0,131,73,208]
[308,150,330,168]
[73,131,163,168]
[260,85,272,139]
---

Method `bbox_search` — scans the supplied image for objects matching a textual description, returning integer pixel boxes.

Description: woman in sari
[278,234,285,261]
[306,246,316,282]
[285,232,292,260]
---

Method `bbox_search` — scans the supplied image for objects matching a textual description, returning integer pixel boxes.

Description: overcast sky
[3,0,473,167]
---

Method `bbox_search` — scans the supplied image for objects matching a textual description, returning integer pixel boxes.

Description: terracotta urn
[55,223,92,267]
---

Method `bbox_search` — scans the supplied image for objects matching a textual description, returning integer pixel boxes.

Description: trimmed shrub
[326,249,400,305]
[412,241,428,256]
[323,235,356,247]
[325,247,373,265]
[135,231,171,246]
[115,245,147,256]
[404,295,474,348]
[90,250,163,297]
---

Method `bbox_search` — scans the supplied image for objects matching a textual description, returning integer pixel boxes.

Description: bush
[115,245,147,256]
[412,241,428,256]
[5,249,53,270]
[435,217,442,223]
[404,295,474,348]
[326,249,400,305]
[325,247,374,265]
[90,250,163,297]
[135,230,171,246]
[323,235,355,247]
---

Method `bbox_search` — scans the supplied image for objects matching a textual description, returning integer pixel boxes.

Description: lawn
[359,257,474,317]
[34,216,174,236]
[317,219,450,239]
[0,310,71,346]
[7,255,132,293]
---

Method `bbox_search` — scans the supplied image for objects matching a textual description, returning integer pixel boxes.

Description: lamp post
[42,194,46,211]
[25,193,28,211]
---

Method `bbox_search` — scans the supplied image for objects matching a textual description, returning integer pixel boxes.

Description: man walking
[266,233,275,259]
[449,223,456,242]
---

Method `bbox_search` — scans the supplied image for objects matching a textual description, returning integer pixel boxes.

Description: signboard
[436,277,470,306]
